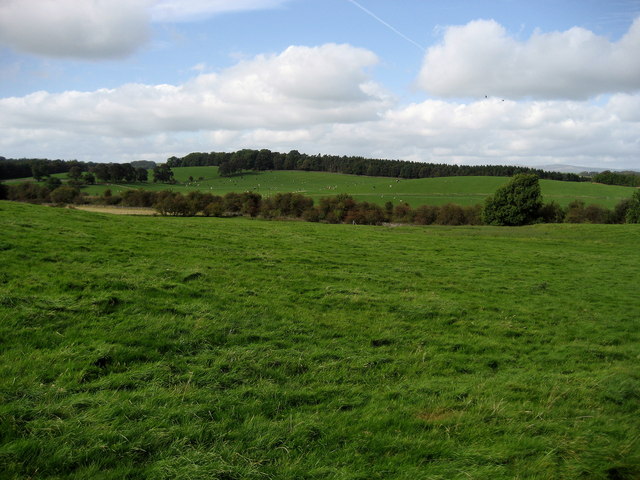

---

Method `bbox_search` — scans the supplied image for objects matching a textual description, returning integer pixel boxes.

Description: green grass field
[70,167,635,208]
[1,201,639,479]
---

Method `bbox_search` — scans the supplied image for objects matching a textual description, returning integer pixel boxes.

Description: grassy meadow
[1,201,639,479]
[70,167,636,209]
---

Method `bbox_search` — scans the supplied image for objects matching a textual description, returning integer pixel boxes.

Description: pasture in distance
[74,166,636,209]
[1,201,639,478]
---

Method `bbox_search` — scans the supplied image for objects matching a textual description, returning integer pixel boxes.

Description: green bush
[435,203,466,225]
[482,174,543,226]
[392,202,414,223]
[7,182,51,203]
[539,201,565,223]
[154,192,197,216]
[626,190,640,223]
[202,199,225,217]
[50,186,80,205]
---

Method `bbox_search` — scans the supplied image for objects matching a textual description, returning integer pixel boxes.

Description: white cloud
[0,0,151,59]
[0,44,385,136]
[0,43,638,170]
[359,97,638,163]
[418,18,640,100]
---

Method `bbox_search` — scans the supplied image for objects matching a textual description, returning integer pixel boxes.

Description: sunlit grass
[1,201,639,479]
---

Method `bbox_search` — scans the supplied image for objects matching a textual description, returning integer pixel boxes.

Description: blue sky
[1,0,639,169]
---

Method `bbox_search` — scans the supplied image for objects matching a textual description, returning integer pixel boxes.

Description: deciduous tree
[153,164,174,183]
[67,166,83,180]
[31,161,48,182]
[135,168,148,182]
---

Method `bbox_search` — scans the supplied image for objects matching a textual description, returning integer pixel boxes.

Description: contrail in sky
[346,0,426,52]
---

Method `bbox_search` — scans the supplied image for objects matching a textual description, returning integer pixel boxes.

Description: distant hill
[536,164,640,175]
[536,164,605,174]
[78,166,635,209]
[130,160,157,169]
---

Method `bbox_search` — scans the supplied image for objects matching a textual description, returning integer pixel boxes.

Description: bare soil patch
[71,205,156,216]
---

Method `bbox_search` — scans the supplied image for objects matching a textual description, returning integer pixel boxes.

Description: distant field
[1,201,639,479]
[74,167,636,208]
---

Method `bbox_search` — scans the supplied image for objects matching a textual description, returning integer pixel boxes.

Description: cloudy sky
[0,0,639,169]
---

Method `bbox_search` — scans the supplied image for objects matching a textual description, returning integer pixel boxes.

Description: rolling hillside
[77,167,636,208]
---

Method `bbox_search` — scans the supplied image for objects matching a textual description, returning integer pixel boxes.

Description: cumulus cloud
[0,42,638,169]
[0,0,151,59]
[0,44,387,135]
[418,18,640,100]
[1,96,638,169]
[353,96,639,165]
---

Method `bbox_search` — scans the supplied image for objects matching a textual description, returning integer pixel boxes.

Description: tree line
[0,157,85,181]
[590,170,640,187]
[166,149,587,182]
[5,174,638,225]
[0,157,175,186]
[0,157,157,181]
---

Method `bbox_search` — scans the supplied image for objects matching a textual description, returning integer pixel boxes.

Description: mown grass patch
[1,201,639,479]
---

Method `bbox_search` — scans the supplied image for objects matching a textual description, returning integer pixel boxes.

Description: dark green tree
[31,161,49,181]
[92,164,110,183]
[108,163,126,182]
[122,163,137,182]
[153,164,174,183]
[82,172,96,185]
[284,150,301,170]
[135,167,148,182]
[67,165,83,180]
[482,174,543,226]
[45,176,63,191]
[626,189,640,223]
[539,201,565,223]
[256,149,274,170]
[610,198,631,224]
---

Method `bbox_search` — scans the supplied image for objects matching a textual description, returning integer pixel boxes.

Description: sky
[0,0,639,169]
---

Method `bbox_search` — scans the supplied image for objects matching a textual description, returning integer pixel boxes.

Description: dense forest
[166,149,587,182]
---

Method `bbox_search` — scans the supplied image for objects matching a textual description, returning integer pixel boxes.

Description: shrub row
[103,190,481,225]
[3,182,639,225]
[4,182,80,204]
[97,188,640,225]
